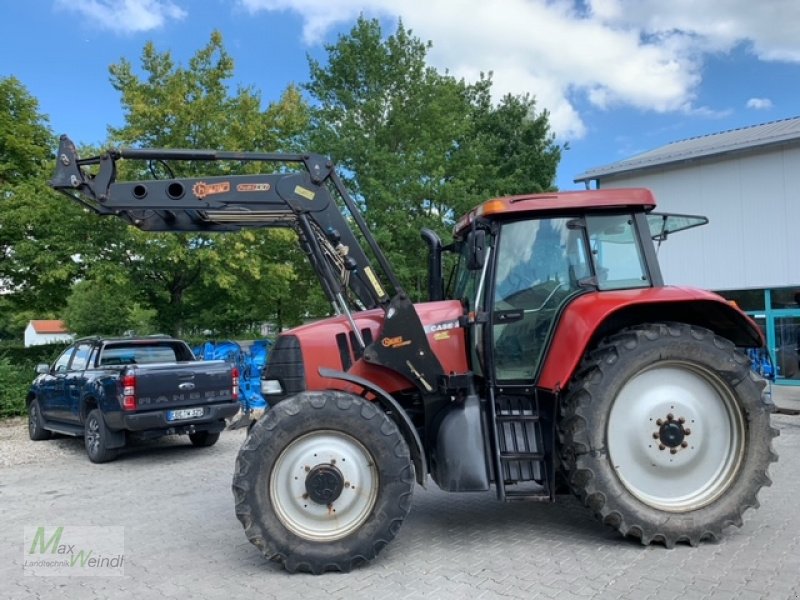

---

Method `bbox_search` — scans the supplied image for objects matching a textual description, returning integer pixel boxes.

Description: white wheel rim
[269,430,379,541]
[607,362,745,512]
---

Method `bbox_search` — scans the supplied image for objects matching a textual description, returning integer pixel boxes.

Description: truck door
[65,343,93,423]
[40,346,75,421]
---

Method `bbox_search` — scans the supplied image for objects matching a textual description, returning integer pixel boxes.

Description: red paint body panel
[286,300,468,394]
[538,286,762,391]
[455,188,656,233]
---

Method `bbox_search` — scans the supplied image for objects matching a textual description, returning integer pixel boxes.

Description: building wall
[23,327,74,348]
[595,144,800,291]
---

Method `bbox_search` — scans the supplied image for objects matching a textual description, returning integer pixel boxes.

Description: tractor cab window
[449,234,493,376]
[492,217,589,381]
[585,214,649,290]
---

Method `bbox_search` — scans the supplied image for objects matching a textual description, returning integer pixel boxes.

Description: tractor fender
[318,367,427,487]
[538,286,762,392]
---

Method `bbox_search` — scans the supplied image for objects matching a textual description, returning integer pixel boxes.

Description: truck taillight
[122,373,136,411]
[232,367,239,401]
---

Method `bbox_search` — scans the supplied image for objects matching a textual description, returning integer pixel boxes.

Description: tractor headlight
[261,379,283,395]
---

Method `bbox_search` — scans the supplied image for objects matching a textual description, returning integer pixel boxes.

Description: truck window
[69,343,93,371]
[100,343,185,365]
[52,347,75,374]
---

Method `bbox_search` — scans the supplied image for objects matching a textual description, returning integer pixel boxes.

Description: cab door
[64,342,94,423]
[490,217,590,382]
[39,346,75,421]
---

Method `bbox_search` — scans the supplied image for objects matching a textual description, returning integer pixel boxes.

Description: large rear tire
[232,390,415,573]
[559,322,778,547]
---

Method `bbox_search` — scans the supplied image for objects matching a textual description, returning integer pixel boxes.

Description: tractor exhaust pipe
[421,228,443,301]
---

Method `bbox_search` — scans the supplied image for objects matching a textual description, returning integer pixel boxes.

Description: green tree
[62,278,137,336]
[104,32,317,335]
[0,77,128,333]
[305,17,561,296]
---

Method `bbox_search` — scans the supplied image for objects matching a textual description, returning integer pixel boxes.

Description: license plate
[167,407,204,421]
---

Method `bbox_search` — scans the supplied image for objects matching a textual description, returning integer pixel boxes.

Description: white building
[24,320,74,347]
[575,116,800,385]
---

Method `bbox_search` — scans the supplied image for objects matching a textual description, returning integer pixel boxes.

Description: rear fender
[318,367,427,487]
[539,288,763,392]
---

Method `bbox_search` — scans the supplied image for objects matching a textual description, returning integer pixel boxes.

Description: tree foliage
[104,31,318,335]
[0,21,563,344]
[305,17,561,296]
[0,77,126,329]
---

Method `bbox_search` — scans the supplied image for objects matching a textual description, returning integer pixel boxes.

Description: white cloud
[746,97,773,110]
[237,0,800,140]
[56,0,187,33]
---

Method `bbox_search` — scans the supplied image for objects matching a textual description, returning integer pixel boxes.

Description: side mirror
[36,363,50,375]
[466,230,487,271]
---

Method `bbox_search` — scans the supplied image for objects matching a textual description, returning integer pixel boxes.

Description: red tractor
[52,136,777,573]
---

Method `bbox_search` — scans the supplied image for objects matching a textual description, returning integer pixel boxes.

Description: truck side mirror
[36,363,49,375]
[466,230,486,271]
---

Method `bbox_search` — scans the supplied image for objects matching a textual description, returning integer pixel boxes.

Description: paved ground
[1,411,798,600]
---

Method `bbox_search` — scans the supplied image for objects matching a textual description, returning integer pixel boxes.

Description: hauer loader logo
[382,336,411,349]
[192,181,230,199]
[236,183,271,192]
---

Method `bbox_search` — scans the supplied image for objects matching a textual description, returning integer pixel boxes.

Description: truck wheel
[85,409,119,464]
[559,322,778,547]
[28,399,52,441]
[232,390,415,574]
[189,431,220,447]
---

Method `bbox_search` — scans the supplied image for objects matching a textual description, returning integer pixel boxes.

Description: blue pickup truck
[27,336,239,463]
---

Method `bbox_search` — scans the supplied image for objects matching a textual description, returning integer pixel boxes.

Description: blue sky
[3,0,799,191]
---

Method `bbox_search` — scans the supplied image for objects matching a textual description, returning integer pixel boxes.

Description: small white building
[24,320,74,347]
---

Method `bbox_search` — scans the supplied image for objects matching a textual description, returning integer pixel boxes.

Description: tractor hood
[277,300,468,396]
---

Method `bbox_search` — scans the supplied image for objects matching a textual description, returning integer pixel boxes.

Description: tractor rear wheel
[559,322,778,547]
[232,390,415,573]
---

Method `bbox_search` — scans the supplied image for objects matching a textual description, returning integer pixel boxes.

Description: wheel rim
[86,416,100,455]
[269,430,379,542]
[607,361,745,512]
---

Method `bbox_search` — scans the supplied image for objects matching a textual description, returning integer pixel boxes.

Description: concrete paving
[1,413,798,600]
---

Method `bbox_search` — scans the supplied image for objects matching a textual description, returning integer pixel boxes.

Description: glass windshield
[493,217,589,380]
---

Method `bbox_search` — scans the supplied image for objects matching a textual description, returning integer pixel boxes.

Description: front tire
[559,322,778,547]
[28,399,52,441]
[232,390,415,573]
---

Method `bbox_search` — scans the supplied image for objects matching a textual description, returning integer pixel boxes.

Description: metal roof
[575,116,800,183]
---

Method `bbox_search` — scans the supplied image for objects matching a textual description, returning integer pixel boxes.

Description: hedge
[0,343,67,418]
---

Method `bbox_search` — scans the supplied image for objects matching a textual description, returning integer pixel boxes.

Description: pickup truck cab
[27,336,239,463]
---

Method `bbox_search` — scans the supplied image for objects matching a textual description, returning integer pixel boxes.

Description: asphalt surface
[1,411,799,600]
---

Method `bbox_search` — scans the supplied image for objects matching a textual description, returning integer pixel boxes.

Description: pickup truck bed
[27,337,239,462]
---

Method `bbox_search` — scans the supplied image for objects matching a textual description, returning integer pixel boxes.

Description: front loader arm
[51,135,391,312]
[51,135,445,396]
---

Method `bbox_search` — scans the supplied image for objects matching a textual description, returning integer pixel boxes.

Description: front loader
[52,135,778,573]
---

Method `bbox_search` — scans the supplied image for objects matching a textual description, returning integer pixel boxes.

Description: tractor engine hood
[265,300,468,399]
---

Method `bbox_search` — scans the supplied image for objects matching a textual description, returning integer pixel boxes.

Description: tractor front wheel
[232,390,415,573]
[559,322,778,546]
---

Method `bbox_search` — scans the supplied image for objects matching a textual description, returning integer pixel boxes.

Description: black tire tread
[559,322,778,548]
[85,408,119,464]
[28,398,52,441]
[232,390,415,574]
